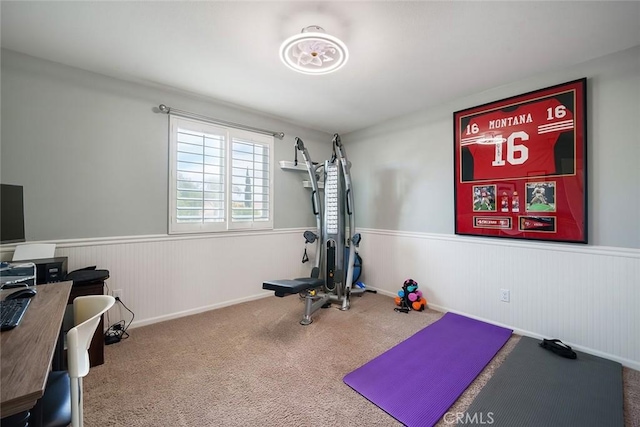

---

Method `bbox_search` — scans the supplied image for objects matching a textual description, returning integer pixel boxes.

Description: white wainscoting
[3,228,638,368]
[357,228,640,370]
[2,229,314,328]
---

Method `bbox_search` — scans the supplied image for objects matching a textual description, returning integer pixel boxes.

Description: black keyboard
[0,298,31,331]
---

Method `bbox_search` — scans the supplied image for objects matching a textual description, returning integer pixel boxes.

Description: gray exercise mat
[464,336,623,427]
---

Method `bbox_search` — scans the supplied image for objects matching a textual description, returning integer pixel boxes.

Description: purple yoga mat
[344,312,512,426]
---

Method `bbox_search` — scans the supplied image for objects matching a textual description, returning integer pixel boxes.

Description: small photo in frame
[472,185,497,212]
[525,181,556,212]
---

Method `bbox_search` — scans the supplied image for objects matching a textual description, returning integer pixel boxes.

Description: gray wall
[1,49,332,240]
[344,46,640,249]
[3,47,639,248]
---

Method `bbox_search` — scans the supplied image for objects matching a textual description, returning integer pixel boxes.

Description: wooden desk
[0,281,72,418]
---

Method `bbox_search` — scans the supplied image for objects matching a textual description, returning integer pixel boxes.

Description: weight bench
[263,277,331,325]
[262,278,324,297]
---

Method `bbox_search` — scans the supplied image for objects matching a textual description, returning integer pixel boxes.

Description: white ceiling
[2,1,639,134]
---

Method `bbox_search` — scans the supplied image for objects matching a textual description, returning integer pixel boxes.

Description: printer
[0,261,37,288]
[0,257,67,288]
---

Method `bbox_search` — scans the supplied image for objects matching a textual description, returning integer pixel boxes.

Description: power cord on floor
[105,296,135,345]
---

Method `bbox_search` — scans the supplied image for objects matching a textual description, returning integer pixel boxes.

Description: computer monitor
[1,184,26,244]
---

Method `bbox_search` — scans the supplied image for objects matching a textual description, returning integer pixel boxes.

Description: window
[169,116,274,234]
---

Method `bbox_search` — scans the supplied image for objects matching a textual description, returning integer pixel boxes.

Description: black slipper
[539,338,577,359]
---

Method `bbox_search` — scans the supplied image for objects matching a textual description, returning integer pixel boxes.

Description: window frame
[168,116,274,235]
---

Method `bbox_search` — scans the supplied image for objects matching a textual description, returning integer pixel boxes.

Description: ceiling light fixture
[280,26,349,75]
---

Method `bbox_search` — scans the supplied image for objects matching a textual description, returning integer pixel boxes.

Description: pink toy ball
[416,290,423,298]
[408,292,418,302]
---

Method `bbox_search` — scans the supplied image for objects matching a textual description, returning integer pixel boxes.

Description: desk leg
[30,403,43,427]
[51,326,65,371]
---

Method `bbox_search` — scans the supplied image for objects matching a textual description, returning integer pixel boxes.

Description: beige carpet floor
[84,292,640,426]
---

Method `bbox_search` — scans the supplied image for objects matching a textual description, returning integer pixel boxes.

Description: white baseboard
[128,292,272,329]
[370,287,640,371]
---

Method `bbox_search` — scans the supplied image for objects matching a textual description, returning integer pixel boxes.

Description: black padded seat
[4,373,72,427]
[36,370,71,427]
[263,278,324,297]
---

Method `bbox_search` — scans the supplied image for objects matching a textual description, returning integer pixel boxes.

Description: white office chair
[39,295,116,427]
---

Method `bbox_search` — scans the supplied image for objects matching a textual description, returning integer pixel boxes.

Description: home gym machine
[263,134,364,325]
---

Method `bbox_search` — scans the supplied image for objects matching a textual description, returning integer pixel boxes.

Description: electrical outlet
[112,289,123,300]
[500,289,510,303]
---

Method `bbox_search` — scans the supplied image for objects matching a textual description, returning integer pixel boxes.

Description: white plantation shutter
[229,133,271,229]
[169,117,273,234]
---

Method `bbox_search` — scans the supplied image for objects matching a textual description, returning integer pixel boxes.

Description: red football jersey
[461,96,574,180]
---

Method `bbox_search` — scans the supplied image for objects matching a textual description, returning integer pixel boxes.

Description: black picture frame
[453,78,587,243]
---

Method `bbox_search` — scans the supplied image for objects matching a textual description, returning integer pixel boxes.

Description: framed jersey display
[454,78,587,243]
